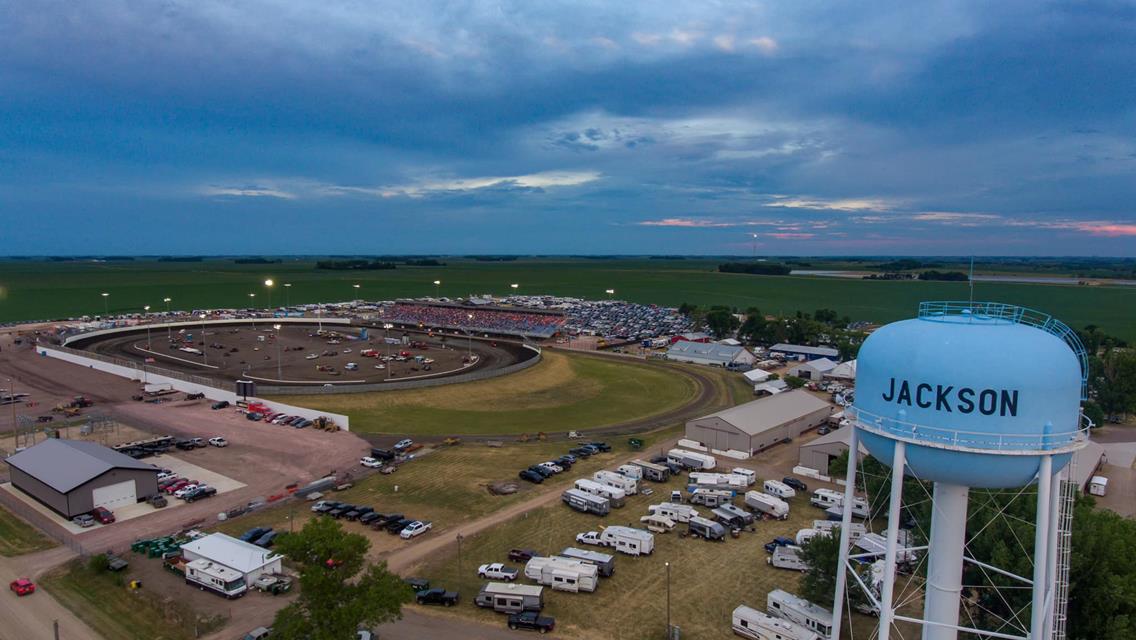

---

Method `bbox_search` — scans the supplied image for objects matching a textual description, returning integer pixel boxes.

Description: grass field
[0,504,56,556]
[414,470,910,640]
[41,559,225,640]
[1,258,1132,340]
[284,350,701,435]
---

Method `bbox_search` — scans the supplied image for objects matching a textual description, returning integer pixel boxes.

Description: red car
[165,479,190,494]
[9,578,35,596]
[91,506,115,524]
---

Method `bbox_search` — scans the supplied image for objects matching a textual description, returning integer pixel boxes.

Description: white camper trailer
[767,545,808,571]
[667,448,717,470]
[647,503,700,523]
[687,516,727,541]
[766,590,833,640]
[599,526,655,556]
[732,605,822,640]
[745,491,790,520]
[523,557,598,593]
[763,479,796,499]
[689,472,749,491]
[731,468,757,485]
[616,464,643,481]
[477,583,545,613]
[562,488,610,516]
[690,488,735,508]
[574,478,626,508]
[559,547,615,577]
[1089,475,1108,496]
[811,520,866,541]
[185,559,247,598]
[639,514,676,533]
[855,531,918,565]
[795,528,826,546]
[593,470,639,495]
[630,459,671,482]
[810,488,869,517]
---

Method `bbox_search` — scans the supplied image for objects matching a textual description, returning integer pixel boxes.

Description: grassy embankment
[0,505,56,556]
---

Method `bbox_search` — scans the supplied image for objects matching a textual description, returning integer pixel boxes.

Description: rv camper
[731,467,757,485]
[810,488,869,518]
[476,583,545,613]
[599,526,654,556]
[523,557,598,593]
[795,528,825,546]
[559,547,616,577]
[639,514,676,533]
[1089,476,1108,497]
[689,472,749,491]
[185,559,247,599]
[690,488,734,508]
[767,545,808,571]
[712,507,748,530]
[687,516,727,541]
[745,491,790,520]
[766,590,833,640]
[574,479,626,508]
[666,448,717,471]
[732,605,822,640]
[762,479,796,499]
[811,520,866,541]
[616,464,643,481]
[630,459,671,482]
[717,503,754,525]
[647,503,699,523]
[855,531,918,565]
[593,470,639,495]
[561,488,610,516]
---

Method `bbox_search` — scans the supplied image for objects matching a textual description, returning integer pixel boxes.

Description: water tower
[831,302,1089,640]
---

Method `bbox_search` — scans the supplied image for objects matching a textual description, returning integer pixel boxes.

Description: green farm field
[1,258,1133,340]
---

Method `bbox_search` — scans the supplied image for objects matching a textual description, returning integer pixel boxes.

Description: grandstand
[381,301,565,339]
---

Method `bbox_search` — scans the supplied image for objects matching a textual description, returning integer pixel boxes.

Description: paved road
[0,547,101,640]
[378,609,549,640]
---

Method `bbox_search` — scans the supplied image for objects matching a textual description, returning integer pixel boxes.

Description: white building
[789,358,838,381]
[180,533,283,584]
[666,341,757,369]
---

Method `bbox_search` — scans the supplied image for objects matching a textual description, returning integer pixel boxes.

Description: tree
[783,375,806,389]
[800,528,870,611]
[271,516,412,640]
[813,309,839,324]
[1066,499,1136,639]
[1092,349,1136,418]
[705,307,740,339]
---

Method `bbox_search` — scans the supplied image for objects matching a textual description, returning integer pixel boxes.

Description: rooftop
[769,343,840,357]
[181,533,281,574]
[667,341,750,363]
[694,390,832,435]
[5,439,157,493]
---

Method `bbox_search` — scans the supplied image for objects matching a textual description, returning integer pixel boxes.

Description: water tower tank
[854,302,1087,488]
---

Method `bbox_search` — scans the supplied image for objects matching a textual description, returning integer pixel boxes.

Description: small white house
[180,533,282,586]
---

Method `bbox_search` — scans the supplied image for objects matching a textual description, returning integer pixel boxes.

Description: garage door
[92,480,136,510]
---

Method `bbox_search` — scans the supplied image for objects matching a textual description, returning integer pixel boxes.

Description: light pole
[283,283,291,308]
[383,323,394,379]
[605,288,614,300]
[665,561,672,638]
[264,279,274,313]
[199,314,208,365]
[457,534,464,581]
[163,297,172,340]
[317,305,323,332]
[100,292,109,318]
[248,293,256,329]
[352,283,361,302]
[510,283,519,297]
[433,280,441,298]
[274,324,283,380]
[143,305,152,349]
[466,314,473,358]
[8,377,17,449]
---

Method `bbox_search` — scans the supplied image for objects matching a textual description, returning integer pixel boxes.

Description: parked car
[385,517,414,534]
[394,438,414,451]
[208,437,228,447]
[403,577,430,592]
[254,531,279,548]
[210,401,230,410]
[400,520,432,539]
[585,441,611,452]
[311,500,334,513]
[246,412,264,421]
[508,548,540,563]
[416,588,459,607]
[174,484,200,499]
[241,627,271,640]
[164,479,190,494]
[568,446,594,458]
[9,579,36,596]
[518,469,544,484]
[360,457,383,468]
[329,505,355,519]
[782,477,808,492]
[359,511,383,525]
[149,494,168,508]
[817,426,832,436]
[371,513,403,530]
[370,448,397,461]
[477,563,519,581]
[508,611,556,634]
[240,527,271,542]
[554,455,576,468]
[527,465,553,478]
[72,514,96,528]
[575,531,603,546]
[537,462,563,474]
[763,536,795,554]
[91,506,115,524]
[185,486,216,502]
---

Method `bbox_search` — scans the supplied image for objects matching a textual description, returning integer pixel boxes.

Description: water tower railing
[917,301,1089,399]
[849,406,1090,454]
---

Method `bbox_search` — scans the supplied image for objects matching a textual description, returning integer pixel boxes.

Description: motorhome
[630,459,671,483]
[810,488,869,518]
[767,545,808,571]
[763,479,796,499]
[855,531,918,565]
[647,503,700,523]
[523,557,598,593]
[690,488,734,508]
[476,583,545,613]
[616,464,643,481]
[666,448,717,471]
[593,470,638,495]
[561,488,610,516]
[766,590,833,640]
[639,514,676,533]
[731,468,757,485]
[712,507,748,530]
[687,516,727,541]
[185,559,247,598]
[574,479,626,508]
[689,472,749,491]
[811,520,866,541]
[559,547,616,577]
[599,526,655,556]
[745,491,790,520]
[732,605,822,640]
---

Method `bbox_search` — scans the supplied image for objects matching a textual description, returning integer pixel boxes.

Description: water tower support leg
[1030,455,1053,638]
[878,440,907,640]
[831,426,861,640]
[1043,467,1061,640]
[923,482,969,640]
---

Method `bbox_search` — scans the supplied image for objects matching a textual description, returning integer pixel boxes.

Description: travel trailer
[561,488,610,516]
[666,448,717,471]
[523,557,598,593]
[730,468,757,485]
[810,488,869,518]
[717,503,754,525]
[690,488,735,508]
[767,545,808,571]
[745,491,790,520]
[647,503,700,523]
[639,514,676,533]
[811,520,866,541]
[630,459,671,482]
[574,478,626,508]
[687,516,727,541]
[712,507,748,530]
[763,479,796,499]
[766,590,833,640]
[689,472,749,491]
[599,526,655,556]
[593,470,639,495]
[476,583,545,613]
[616,464,643,481]
[855,531,918,565]
[185,559,247,599]
[732,605,822,640]
[559,547,615,578]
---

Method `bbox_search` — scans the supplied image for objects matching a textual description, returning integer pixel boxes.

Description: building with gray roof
[665,341,757,369]
[685,390,833,455]
[5,439,159,518]
[768,343,840,361]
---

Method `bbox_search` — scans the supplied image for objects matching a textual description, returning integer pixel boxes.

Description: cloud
[767,232,815,239]
[358,170,602,198]
[200,185,296,200]
[1072,222,1136,237]
[748,37,778,55]
[637,218,736,228]
[910,212,1001,222]
[764,196,898,212]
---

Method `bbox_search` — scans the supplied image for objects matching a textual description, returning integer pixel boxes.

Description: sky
[1,1,1135,256]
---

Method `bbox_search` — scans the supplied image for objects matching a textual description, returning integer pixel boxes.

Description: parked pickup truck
[477,563,519,581]
[415,588,459,607]
[508,611,556,634]
[575,531,604,546]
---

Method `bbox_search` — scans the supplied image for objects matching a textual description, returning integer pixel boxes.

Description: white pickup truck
[477,563,519,581]
[575,531,604,546]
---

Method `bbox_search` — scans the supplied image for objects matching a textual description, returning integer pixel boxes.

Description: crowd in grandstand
[380,302,564,338]
[496,295,693,339]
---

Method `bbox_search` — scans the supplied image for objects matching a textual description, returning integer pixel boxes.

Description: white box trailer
[667,448,717,470]
[559,547,615,577]
[731,467,757,485]
[562,488,610,516]
[523,557,598,593]
[599,526,655,556]
[810,488,869,518]
[767,545,807,571]
[767,589,833,640]
[616,464,643,481]
[478,582,545,613]
[594,470,639,495]
[732,605,822,640]
[574,479,626,508]
[745,491,789,520]
[811,520,866,541]
[648,503,699,523]
[763,479,796,499]
[855,531,918,564]
[630,459,671,482]
[689,472,749,491]
[1089,475,1108,496]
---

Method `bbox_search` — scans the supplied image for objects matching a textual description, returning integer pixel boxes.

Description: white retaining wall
[62,317,351,347]
[38,346,351,430]
[677,439,708,451]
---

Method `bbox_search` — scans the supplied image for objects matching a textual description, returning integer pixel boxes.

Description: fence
[0,486,88,556]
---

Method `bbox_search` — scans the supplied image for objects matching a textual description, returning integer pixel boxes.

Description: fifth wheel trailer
[477,582,545,613]
[523,557,598,593]
[648,503,700,523]
[630,459,671,482]
[732,605,822,640]
[574,478,626,508]
[593,470,638,495]
[559,547,616,577]
[667,448,717,470]
[766,589,834,640]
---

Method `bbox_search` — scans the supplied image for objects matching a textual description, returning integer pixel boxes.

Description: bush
[87,554,110,573]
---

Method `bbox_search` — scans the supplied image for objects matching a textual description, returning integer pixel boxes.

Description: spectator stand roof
[5,439,156,493]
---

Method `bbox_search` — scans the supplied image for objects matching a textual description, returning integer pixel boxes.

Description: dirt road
[0,547,100,640]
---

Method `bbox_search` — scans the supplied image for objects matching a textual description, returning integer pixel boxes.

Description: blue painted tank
[853,302,1084,488]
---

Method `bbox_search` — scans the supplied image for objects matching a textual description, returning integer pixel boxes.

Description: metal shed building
[180,533,283,584]
[769,343,840,361]
[685,390,833,455]
[5,439,159,518]
[666,341,757,369]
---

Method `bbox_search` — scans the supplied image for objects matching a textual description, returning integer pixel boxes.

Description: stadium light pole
[163,297,172,340]
[605,288,614,300]
[466,314,473,358]
[283,283,291,308]
[352,283,361,302]
[248,293,256,329]
[9,377,17,449]
[143,305,152,349]
[383,323,394,379]
[665,561,671,638]
[100,292,109,318]
[264,279,274,313]
[510,283,519,297]
[199,313,208,366]
[274,323,283,380]
[433,280,441,298]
